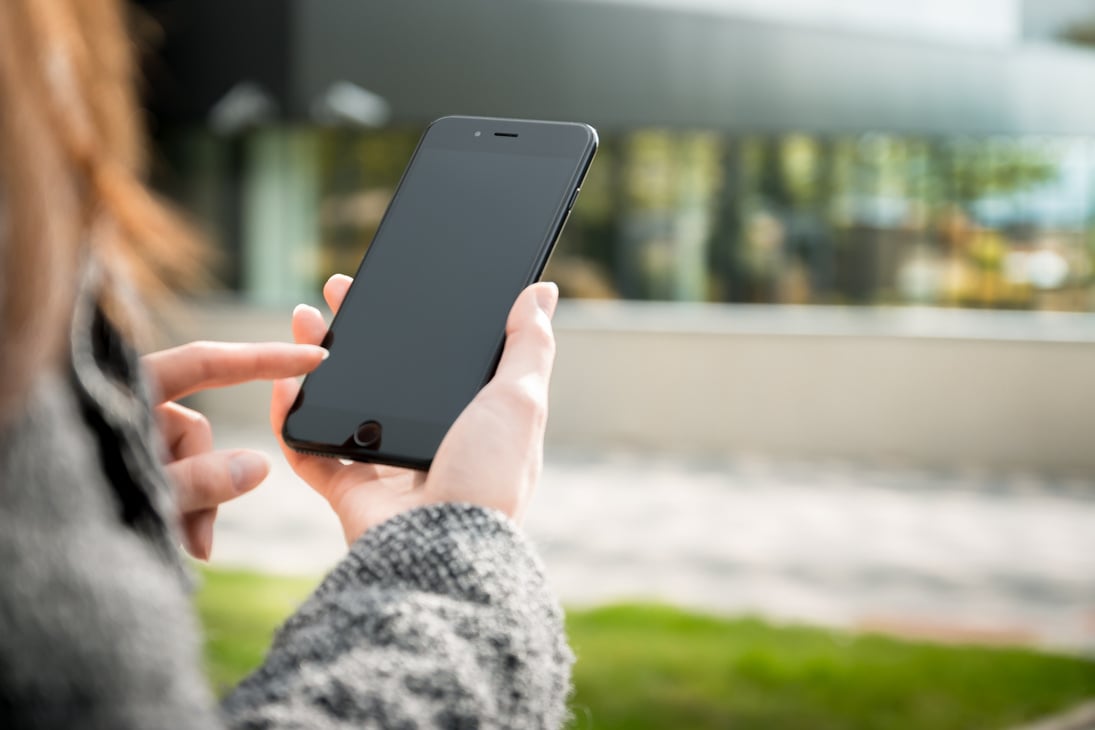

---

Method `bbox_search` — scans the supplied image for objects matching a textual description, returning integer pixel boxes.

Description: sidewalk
[208,428,1095,654]
[1013,701,1095,730]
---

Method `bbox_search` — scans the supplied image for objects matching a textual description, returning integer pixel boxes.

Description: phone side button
[567,187,581,212]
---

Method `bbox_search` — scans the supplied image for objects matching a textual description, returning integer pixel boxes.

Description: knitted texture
[0,294,573,728]
[224,504,574,729]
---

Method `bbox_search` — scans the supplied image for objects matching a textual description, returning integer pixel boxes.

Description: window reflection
[157,127,1095,312]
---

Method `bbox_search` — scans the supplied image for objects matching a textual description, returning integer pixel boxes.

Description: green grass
[196,568,320,690]
[566,604,1095,730]
[196,569,1095,729]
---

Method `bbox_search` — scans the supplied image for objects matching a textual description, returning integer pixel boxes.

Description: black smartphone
[283,115,598,470]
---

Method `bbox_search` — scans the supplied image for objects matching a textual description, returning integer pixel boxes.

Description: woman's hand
[143,341,328,559]
[270,275,558,544]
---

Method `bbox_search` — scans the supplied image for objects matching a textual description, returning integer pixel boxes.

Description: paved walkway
[209,428,1095,654]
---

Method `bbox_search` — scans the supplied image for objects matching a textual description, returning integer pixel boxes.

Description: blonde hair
[0,0,201,421]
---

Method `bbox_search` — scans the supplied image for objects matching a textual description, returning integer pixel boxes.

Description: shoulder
[0,372,217,725]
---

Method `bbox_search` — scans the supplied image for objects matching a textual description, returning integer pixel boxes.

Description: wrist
[327,485,426,546]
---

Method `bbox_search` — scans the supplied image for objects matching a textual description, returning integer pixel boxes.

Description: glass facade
[157,127,1095,311]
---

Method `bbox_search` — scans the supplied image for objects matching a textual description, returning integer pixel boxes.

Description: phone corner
[427,114,470,129]
[571,122,599,157]
[581,122,600,148]
[280,419,299,449]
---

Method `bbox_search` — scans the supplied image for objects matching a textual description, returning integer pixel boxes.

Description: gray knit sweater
[0,289,573,728]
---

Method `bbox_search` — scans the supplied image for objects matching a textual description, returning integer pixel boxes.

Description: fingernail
[195,511,214,561]
[229,451,269,493]
[294,302,324,319]
[535,282,559,320]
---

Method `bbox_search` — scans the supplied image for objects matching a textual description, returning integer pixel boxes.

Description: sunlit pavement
[208,428,1095,654]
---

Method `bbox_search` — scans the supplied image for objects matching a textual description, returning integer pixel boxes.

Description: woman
[0,1,571,727]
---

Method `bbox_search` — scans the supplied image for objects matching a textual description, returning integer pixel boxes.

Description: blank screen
[303,146,577,427]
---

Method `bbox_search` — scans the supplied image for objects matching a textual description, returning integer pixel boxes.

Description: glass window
[154,127,1095,312]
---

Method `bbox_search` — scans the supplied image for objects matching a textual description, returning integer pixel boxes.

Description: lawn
[197,568,1095,729]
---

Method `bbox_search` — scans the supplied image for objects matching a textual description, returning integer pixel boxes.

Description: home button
[353,420,383,449]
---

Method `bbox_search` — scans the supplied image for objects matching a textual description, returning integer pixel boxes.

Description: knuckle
[182,408,212,436]
[186,340,216,359]
[163,405,213,455]
[528,316,556,351]
[501,376,548,421]
[182,341,217,382]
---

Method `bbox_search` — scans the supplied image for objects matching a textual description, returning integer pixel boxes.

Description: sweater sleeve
[1,377,572,729]
[221,503,574,730]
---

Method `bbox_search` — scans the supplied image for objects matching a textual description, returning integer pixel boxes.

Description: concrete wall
[170,300,1095,474]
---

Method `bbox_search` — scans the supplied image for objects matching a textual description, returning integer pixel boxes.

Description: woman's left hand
[142,341,327,560]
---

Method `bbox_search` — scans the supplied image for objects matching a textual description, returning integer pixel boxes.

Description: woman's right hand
[270,274,559,544]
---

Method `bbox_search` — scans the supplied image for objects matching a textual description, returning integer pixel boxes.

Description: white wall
[172,300,1095,474]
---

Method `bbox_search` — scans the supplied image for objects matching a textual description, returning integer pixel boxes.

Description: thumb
[493,282,558,386]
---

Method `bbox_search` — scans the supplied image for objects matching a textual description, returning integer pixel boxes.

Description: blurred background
[136,1,1095,727]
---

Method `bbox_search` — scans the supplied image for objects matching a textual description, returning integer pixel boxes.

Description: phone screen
[285,117,596,467]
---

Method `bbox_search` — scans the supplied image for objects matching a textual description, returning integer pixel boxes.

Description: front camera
[474,130,482,137]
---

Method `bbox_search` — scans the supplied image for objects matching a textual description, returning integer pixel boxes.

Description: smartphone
[283,115,598,470]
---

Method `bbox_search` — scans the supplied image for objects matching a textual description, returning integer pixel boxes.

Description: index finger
[144,341,328,403]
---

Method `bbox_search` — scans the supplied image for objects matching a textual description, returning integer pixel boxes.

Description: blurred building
[137,0,1095,472]
[138,0,1095,311]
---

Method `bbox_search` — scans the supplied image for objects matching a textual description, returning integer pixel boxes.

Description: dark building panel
[137,0,293,127]
[136,0,1095,135]
[294,0,1095,135]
